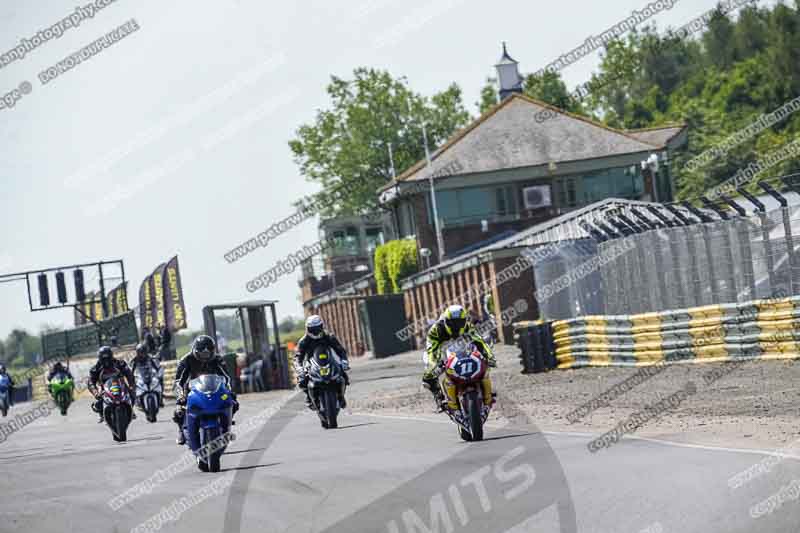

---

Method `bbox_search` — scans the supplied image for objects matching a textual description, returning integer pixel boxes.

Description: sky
[0,0,776,340]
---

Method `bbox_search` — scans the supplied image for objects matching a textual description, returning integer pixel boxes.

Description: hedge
[374,239,419,294]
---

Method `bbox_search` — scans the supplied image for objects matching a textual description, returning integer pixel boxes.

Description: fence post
[781,207,798,295]
[736,217,758,301]
[758,212,777,295]
[632,234,652,313]
[667,230,687,309]
[685,225,705,307]
[652,230,669,313]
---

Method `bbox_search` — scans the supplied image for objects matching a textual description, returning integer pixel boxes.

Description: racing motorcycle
[50,372,75,416]
[428,343,492,442]
[135,363,162,423]
[102,375,133,442]
[183,374,234,473]
[0,374,10,417]
[306,345,346,429]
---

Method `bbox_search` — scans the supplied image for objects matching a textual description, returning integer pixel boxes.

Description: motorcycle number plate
[320,367,330,376]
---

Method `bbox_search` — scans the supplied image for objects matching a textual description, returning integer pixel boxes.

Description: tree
[278,316,304,334]
[289,68,471,216]
[523,70,582,114]
[477,78,499,114]
[703,8,737,70]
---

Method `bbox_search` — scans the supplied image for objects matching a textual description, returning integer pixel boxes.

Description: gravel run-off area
[345,345,800,451]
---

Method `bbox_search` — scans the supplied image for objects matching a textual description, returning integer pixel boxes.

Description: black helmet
[192,335,216,362]
[135,343,148,356]
[98,346,114,366]
[305,315,325,339]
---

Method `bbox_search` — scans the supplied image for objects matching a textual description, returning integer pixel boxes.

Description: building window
[365,227,384,251]
[496,188,507,215]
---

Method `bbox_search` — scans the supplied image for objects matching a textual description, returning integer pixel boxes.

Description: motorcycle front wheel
[319,389,338,429]
[459,390,484,442]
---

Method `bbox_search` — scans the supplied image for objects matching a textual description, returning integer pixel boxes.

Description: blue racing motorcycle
[0,374,10,417]
[183,374,234,472]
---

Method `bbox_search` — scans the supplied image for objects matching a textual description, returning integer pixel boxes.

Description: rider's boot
[481,375,495,406]
[443,379,459,411]
[338,382,347,409]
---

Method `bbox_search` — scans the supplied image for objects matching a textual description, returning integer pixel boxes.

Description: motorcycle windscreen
[190,374,224,394]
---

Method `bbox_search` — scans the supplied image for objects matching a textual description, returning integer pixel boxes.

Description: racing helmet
[192,335,216,362]
[306,315,325,339]
[443,305,468,336]
[97,346,114,366]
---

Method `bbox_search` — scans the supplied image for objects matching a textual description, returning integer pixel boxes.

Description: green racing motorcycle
[49,372,75,416]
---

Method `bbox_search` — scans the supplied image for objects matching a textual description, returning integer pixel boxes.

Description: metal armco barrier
[513,321,557,373]
[549,294,800,369]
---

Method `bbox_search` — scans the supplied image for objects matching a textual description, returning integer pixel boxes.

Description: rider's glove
[340,359,350,371]
[487,358,497,368]
[175,396,186,406]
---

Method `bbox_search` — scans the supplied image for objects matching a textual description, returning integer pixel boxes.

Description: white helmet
[306,315,325,339]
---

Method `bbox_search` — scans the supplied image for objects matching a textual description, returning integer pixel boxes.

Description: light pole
[400,76,445,263]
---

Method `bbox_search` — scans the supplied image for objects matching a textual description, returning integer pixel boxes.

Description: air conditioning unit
[523,185,552,210]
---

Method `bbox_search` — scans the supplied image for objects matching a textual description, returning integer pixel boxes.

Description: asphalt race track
[1,364,799,533]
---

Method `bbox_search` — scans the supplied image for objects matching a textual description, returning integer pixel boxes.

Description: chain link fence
[532,205,800,319]
[601,206,800,315]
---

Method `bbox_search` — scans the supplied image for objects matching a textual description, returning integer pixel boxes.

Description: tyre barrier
[549,295,800,369]
[513,321,557,374]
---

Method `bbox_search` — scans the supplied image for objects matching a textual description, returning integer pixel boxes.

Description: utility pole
[400,76,445,263]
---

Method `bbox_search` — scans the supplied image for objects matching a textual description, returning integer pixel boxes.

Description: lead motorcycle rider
[173,335,238,445]
[422,304,497,411]
[294,315,350,409]
[87,346,136,422]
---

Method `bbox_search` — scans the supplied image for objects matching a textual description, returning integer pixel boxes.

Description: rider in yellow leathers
[422,305,496,411]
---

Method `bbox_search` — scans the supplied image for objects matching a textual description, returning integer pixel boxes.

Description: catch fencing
[601,205,800,315]
[41,310,139,359]
[532,203,800,320]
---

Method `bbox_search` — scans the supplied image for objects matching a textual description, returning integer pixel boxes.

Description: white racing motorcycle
[135,363,163,423]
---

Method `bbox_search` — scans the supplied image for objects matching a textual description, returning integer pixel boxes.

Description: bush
[374,239,419,294]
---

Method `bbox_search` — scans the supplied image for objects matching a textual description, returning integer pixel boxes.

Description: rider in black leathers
[294,315,350,409]
[46,362,73,398]
[47,361,73,382]
[87,346,136,422]
[172,335,238,445]
[131,343,163,408]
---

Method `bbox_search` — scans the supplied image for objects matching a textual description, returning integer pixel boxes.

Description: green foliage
[373,243,392,295]
[374,239,419,294]
[278,316,305,334]
[477,78,499,114]
[1,327,44,373]
[572,3,800,199]
[523,70,583,115]
[289,68,471,216]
